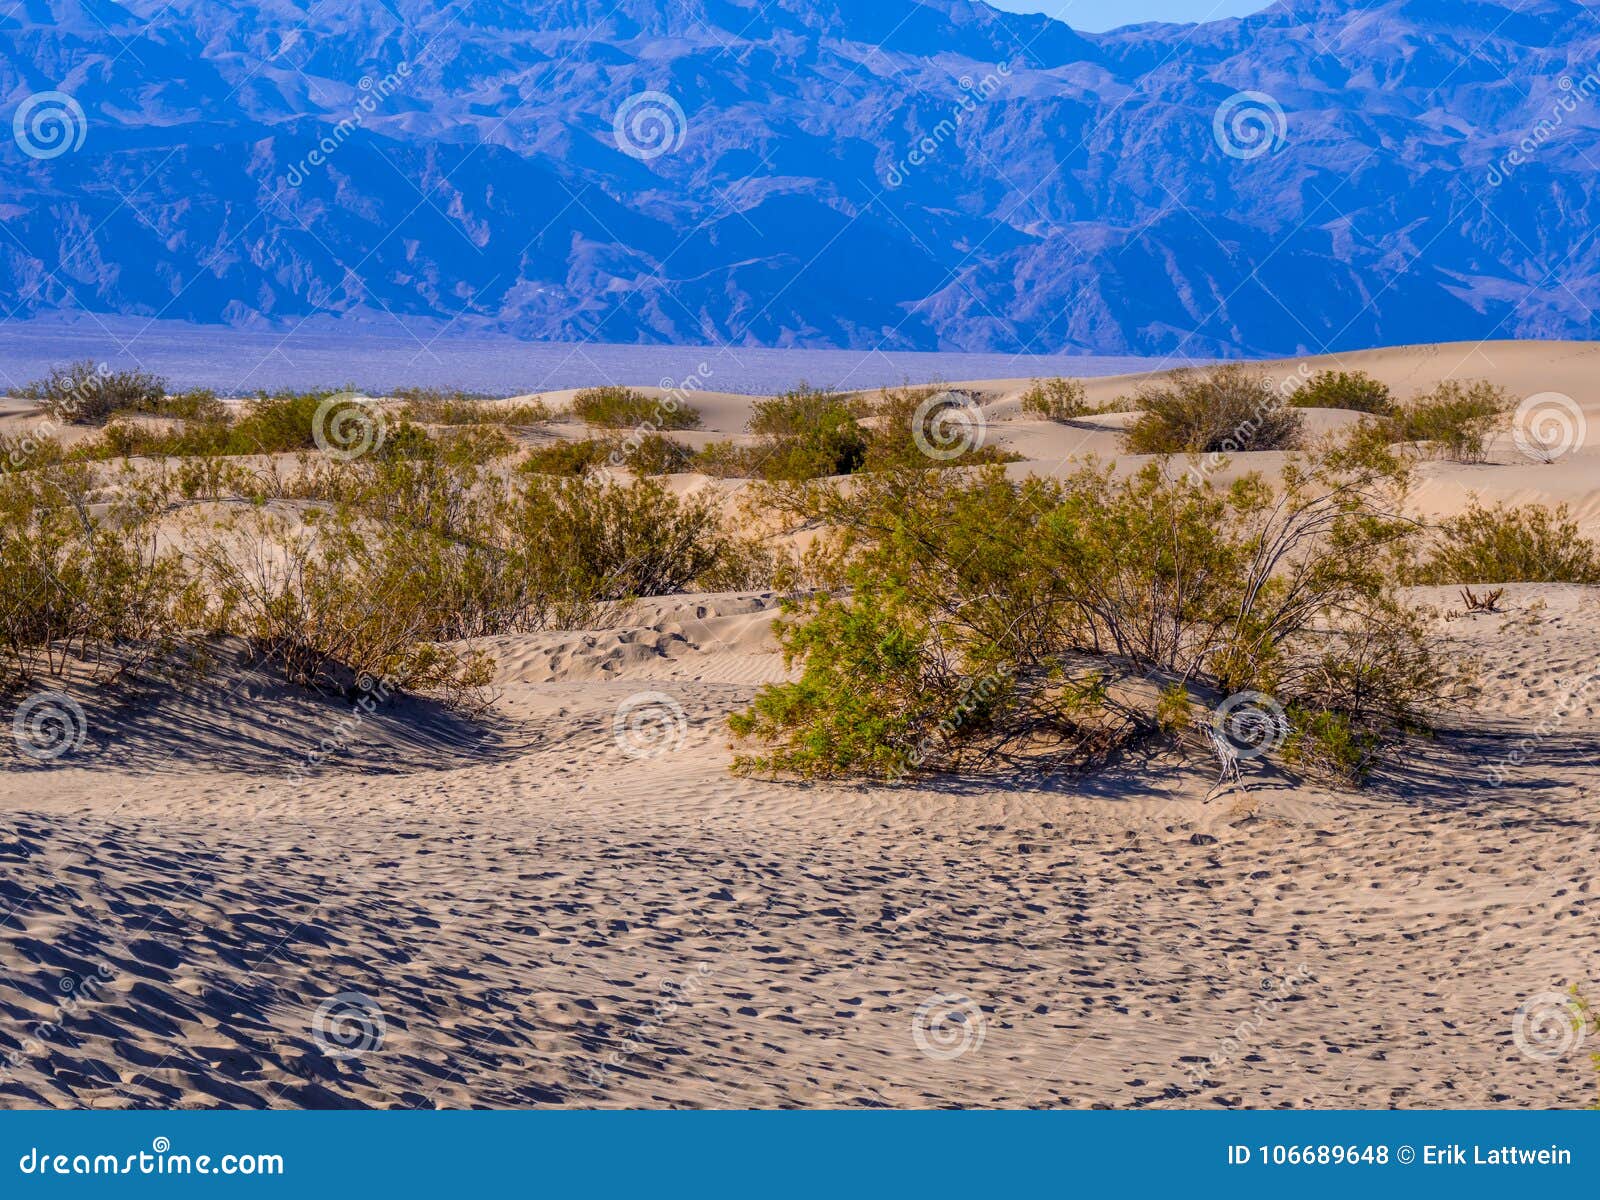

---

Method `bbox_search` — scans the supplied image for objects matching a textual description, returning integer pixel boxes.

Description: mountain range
[2,0,1597,356]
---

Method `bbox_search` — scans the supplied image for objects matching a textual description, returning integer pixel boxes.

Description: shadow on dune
[2,640,521,778]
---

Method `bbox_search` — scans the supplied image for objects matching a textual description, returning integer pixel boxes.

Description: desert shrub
[622,433,695,475]
[395,387,552,426]
[1021,377,1091,421]
[1394,379,1509,463]
[1281,706,1381,784]
[580,432,697,477]
[732,455,1463,782]
[520,437,615,477]
[509,477,741,601]
[431,424,519,465]
[227,390,337,454]
[195,508,496,706]
[572,385,701,430]
[862,386,1019,471]
[159,389,227,422]
[746,385,868,481]
[1408,502,1600,585]
[21,361,166,424]
[0,467,203,689]
[692,440,758,478]
[1121,364,1304,455]
[1,431,67,472]
[1289,370,1393,414]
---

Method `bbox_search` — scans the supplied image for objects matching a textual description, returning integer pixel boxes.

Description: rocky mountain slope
[2,0,1596,354]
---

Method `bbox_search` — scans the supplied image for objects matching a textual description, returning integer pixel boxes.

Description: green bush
[0,466,202,690]
[1281,706,1380,784]
[159,389,227,422]
[745,385,868,481]
[617,433,695,475]
[1394,380,1509,463]
[731,455,1460,782]
[520,437,616,477]
[1408,502,1600,585]
[22,361,167,425]
[1121,364,1304,455]
[395,387,552,426]
[1289,369,1393,414]
[1020,377,1091,421]
[691,440,758,478]
[572,386,701,430]
[509,477,741,601]
[861,386,1019,471]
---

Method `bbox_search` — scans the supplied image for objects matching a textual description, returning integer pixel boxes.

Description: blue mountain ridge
[1,0,1596,356]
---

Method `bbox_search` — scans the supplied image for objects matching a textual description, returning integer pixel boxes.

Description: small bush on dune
[1393,379,1509,463]
[746,385,868,481]
[395,387,552,427]
[573,385,701,430]
[1020,377,1092,421]
[618,433,695,476]
[1289,369,1394,414]
[195,508,497,705]
[1,431,68,472]
[228,390,336,454]
[691,440,758,478]
[862,386,1019,471]
[22,361,167,425]
[1408,501,1600,585]
[509,477,748,601]
[1120,364,1304,455]
[521,433,695,478]
[520,437,615,477]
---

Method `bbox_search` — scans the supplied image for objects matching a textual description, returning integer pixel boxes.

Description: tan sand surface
[1,342,1597,1108]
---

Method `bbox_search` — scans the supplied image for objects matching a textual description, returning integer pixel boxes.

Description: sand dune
[2,342,1597,1109]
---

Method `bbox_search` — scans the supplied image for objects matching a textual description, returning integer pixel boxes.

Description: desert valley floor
[1,340,1597,1108]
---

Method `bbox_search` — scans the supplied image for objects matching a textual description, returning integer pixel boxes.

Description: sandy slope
[1,342,1598,1109]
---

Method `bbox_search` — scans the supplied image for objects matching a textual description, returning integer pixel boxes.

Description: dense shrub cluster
[731,454,1467,784]
[1,441,770,710]
[1020,377,1092,421]
[572,386,702,430]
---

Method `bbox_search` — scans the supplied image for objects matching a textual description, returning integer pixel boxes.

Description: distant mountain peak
[1,0,1594,354]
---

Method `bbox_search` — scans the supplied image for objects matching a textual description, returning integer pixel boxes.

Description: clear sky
[983,0,1273,32]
